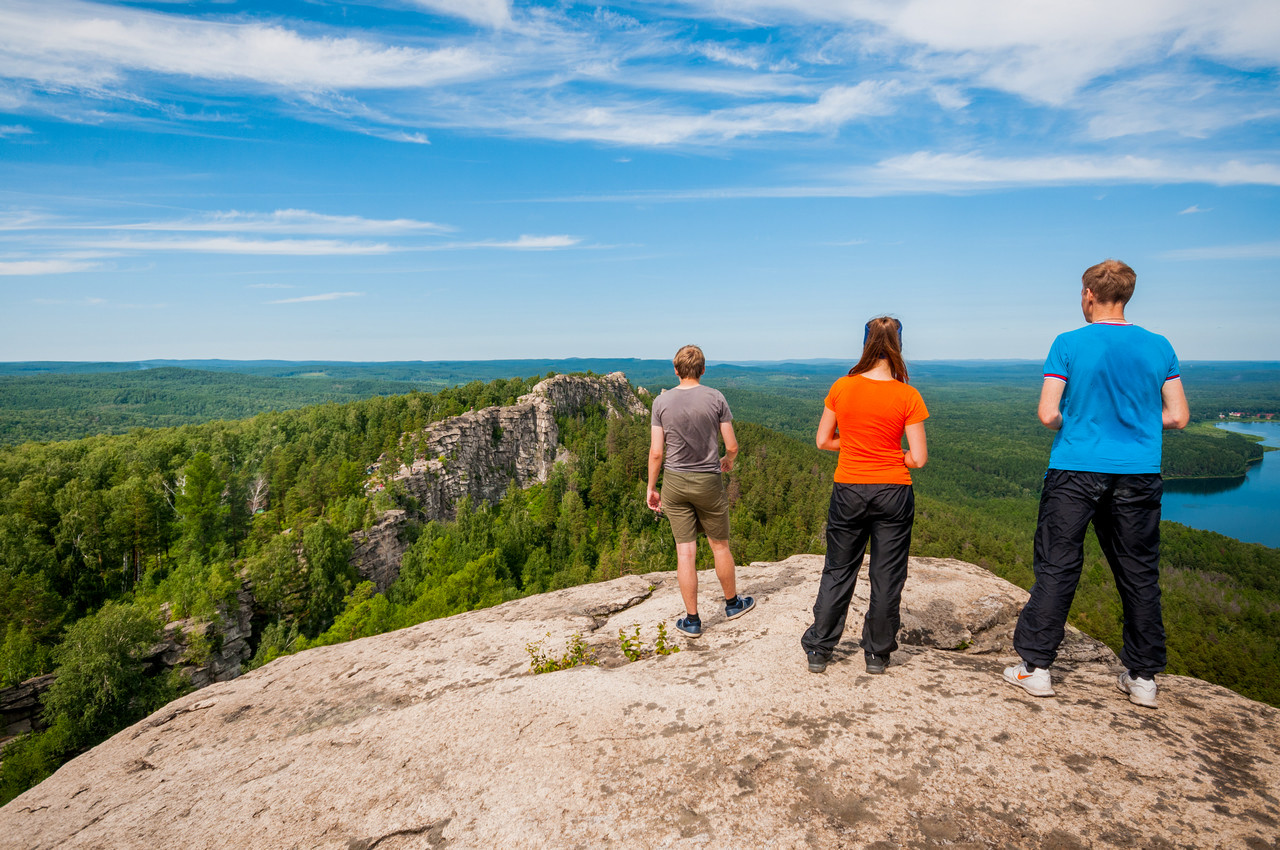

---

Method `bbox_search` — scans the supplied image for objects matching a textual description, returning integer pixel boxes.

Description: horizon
[2,1,1278,362]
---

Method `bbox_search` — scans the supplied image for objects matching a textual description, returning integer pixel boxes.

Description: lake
[1162,422,1280,548]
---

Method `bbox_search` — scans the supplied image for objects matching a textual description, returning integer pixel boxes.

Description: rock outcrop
[5,555,1277,849]
[0,587,256,750]
[149,584,255,690]
[379,372,646,522]
[0,673,55,749]
[349,509,410,593]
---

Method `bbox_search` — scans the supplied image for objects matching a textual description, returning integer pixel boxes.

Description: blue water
[1162,422,1280,548]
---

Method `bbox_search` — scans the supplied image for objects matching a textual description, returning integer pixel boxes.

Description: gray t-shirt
[651,384,733,474]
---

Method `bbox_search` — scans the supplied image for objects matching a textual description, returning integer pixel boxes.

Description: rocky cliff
[377,372,646,523]
[0,588,254,753]
[349,373,647,591]
[4,555,1276,849]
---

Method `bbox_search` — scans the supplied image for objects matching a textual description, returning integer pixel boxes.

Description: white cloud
[1161,241,1280,261]
[543,152,1280,201]
[404,0,511,29]
[269,291,365,304]
[31,295,106,304]
[432,234,582,250]
[110,209,450,236]
[0,259,97,274]
[1178,205,1209,215]
[86,236,392,255]
[857,152,1280,192]
[1082,72,1280,140]
[669,0,1280,104]
[367,129,431,144]
[489,235,579,250]
[0,124,33,137]
[693,42,763,70]
[0,0,494,91]
[528,81,904,145]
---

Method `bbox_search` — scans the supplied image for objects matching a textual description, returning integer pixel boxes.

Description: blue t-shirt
[1044,322,1180,474]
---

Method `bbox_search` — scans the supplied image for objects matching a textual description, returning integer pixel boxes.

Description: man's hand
[647,487,662,513]
[720,455,734,473]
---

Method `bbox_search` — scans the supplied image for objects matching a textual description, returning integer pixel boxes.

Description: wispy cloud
[109,209,451,236]
[1178,205,1210,215]
[404,0,512,29]
[540,153,1280,202]
[84,237,392,255]
[442,234,581,250]
[1161,241,1280,261]
[31,296,105,304]
[269,291,365,304]
[0,259,97,274]
[856,152,1280,193]
[669,0,1280,103]
[0,0,495,91]
[0,124,33,138]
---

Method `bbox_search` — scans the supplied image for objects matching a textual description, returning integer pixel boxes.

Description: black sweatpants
[801,483,915,658]
[1013,469,1166,677]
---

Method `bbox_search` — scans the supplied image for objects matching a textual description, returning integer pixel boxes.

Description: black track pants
[1013,469,1166,677]
[802,483,915,658]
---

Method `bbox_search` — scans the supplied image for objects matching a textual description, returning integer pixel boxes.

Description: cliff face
[350,373,647,591]
[149,585,254,690]
[5,555,1277,849]
[378,372,646,523]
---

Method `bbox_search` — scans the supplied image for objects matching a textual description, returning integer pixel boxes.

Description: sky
[1,0,1278,363]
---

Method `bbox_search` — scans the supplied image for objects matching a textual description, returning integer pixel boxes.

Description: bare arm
[1162,378,1190,430]
[1038,378,1066,430]
[903,421,928,468]
[646,425,664,511]
[719,421,739,472]
[815,407,840,452]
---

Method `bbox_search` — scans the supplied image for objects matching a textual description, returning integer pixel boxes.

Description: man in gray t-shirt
[647,344,755,638]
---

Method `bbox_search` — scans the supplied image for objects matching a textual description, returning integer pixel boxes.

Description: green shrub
[526,632,597,674]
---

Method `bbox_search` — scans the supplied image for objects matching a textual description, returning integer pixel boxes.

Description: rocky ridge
[4,554,1277,849]
[378,372,646,522]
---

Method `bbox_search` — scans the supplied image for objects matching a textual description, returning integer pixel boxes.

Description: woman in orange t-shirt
[801,317,929,675]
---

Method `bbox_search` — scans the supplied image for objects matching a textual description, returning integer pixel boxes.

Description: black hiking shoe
[865,654,889,674]
[807,651,830,673]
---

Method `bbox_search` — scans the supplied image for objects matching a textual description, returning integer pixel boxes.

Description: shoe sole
[725,599,756,620]
[675,626,702,639]
[1117,680,1157,708]
[865,665,887,675]
[807,662,827,673]
[1002,669,1054,697]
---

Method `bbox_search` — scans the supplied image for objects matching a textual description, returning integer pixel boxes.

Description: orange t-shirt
[825,374,929,485]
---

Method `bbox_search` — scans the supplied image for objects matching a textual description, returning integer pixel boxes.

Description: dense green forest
[1,364,1278,806]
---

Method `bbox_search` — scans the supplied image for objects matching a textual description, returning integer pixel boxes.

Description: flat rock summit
[3,555,1278,849]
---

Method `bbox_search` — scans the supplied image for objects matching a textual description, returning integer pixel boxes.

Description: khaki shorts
[662,469,730,544]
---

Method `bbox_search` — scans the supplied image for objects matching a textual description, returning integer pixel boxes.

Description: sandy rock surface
[4,555,1278,849]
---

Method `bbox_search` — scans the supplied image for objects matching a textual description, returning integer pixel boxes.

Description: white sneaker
[1002,661,1054,697]
[1117,671,1157,708]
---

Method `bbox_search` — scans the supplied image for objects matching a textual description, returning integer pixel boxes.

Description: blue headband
[864,319,903,348]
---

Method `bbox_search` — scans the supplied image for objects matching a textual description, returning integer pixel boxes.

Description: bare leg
[707,537,737,601]
[676,540,699,615]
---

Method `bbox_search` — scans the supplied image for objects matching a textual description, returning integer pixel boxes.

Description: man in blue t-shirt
[1004,259,1189,708]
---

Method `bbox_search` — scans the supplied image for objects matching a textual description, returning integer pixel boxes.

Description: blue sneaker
[675,615,702,638]
[724,595,756,620]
